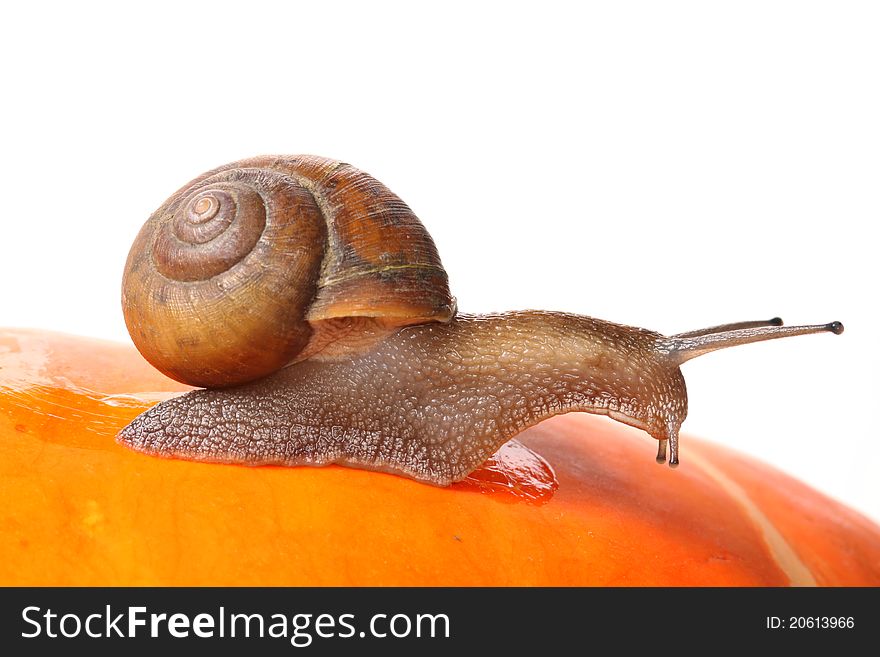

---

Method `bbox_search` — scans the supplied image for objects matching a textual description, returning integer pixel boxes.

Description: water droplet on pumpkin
[454,439,558,504]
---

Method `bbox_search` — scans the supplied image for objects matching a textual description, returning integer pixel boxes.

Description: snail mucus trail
[118,155,843,486]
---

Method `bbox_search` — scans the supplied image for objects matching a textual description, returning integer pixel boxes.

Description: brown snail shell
[122,155,456,387]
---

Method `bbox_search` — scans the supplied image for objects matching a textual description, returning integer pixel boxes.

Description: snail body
[118,155,843,483]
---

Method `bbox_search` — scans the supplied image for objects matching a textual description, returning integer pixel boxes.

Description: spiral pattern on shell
[153,187,267,280]
[122,155,455,388]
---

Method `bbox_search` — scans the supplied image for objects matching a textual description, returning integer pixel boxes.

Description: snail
[117,155,843,486]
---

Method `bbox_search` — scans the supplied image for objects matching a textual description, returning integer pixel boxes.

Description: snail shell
[122,155,456,387]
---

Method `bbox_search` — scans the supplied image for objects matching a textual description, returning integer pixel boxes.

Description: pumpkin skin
[0,329,878,586]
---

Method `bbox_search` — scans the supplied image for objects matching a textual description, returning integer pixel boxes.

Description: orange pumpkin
[1,328,878,586]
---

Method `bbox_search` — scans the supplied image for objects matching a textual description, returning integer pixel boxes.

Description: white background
[1,2,877,521]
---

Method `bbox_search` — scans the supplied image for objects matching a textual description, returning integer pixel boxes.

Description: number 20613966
[766,617,854,630]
